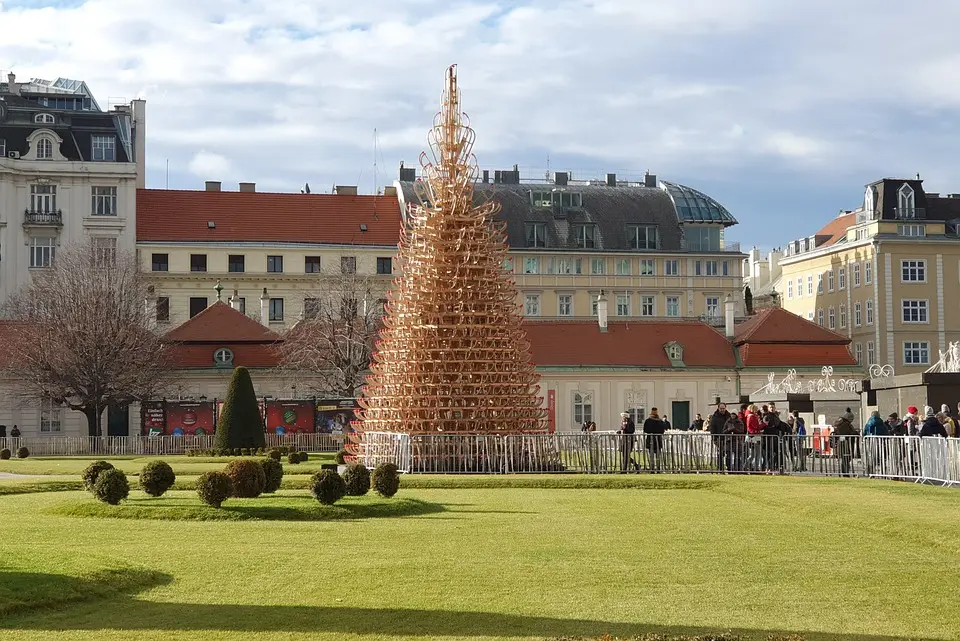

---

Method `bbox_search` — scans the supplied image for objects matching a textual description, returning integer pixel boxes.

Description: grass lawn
[1,475,959,640]
[0,453,336,476]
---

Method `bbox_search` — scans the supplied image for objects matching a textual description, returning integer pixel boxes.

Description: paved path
[0,472,42,479]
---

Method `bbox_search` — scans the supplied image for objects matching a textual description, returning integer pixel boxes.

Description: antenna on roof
[374,127,380,196]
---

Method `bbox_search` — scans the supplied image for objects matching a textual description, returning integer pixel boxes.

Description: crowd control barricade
[1,433,345,457]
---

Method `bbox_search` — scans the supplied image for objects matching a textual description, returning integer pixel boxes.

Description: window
[235,298,246,314]
[666,296,680,317]
[855,302,862,327]
[898,183,915,216]
[807,275,813,296]
[641,295,655,317]
[898,224,925,237]
[807,311,814,321]
[706,296,720,318]
[901,260,926,282]
[151,253,168,272]
[615,259,631,275]
[685,226,721,251]
[561,192,582,208]
[228,255,245,273]
[156,297,170,322]
[866,300,874,325]
[616,294,631,316]
[828,270,835,292]
[523,257,540,274]
[867,342,876,366]
[190,254,207,272]
[304,298,321,319]
[640,259,655,276]
[36,137,53,159]
[664,259,679,276]
[590,258,606,275]
[865,186,876,214]
[29,237,56,268]
[269,298,284,322]
[40,399,62,433]
[839,267,846,290]
[91,135,116,161]
[817,308,824,326]
[828,307,836,329]
[525,223,546,248]
[787,279,793,300]
[573,224,597,249]
[817,274,823,294]
[524,294,540,316]
[722,261,729,276]
[855,343,863,365]
[92,237,116,265]
[853,264,861,287]
[904,341,930,365]
[189,297,207,318]
[341,256,357,274]
[796,277,803,299]
[839,304,847,329]
[865,261,872,284]
[376,257,392,275]
[91,186,117,216]
[30,184,57,212]
[573,392,593,425]
[551,258,581,275]
[305,256,321,273]
[902,300,928,323]
[704,261,718,276]
[628,225,658,250]
[666,343,683,361]
[558,295,572,317]
[531,191,552,207]
[34,113,55,124]
[267,255,283,273]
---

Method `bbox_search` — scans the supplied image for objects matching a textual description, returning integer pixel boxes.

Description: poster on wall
[316,398,359,435]
[165,402,215,436]
[142,401,166,436]
[547,390,556,434]
[264,400,315,434]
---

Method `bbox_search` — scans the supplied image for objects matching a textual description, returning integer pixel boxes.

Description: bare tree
[277,270,386,398]
[2,241,171,436]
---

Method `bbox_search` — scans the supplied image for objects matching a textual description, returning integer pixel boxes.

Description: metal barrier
[0,434,345,457]
[862,436,960,486]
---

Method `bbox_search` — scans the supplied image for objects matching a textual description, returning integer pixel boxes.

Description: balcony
[894,207,924,220]
[24,209,63,226]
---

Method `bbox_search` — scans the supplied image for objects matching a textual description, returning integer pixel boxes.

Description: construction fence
[0,433,346,457]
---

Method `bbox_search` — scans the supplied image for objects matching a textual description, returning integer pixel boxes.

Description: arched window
[36,137,53,159]
[34,113,55,124]
[898,183,915,217]
[864,186,877,215]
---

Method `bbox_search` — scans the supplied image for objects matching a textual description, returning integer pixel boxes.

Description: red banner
[265,400,315,434]
[166,402,215,436]
[547,390,556,434]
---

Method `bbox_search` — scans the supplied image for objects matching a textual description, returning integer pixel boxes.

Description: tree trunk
[83,407,102,437]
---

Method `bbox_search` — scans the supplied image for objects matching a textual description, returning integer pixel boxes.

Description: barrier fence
[0,433,346,457]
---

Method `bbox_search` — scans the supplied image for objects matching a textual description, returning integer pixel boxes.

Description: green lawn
[0,454,336,476]
[1,475,958,640]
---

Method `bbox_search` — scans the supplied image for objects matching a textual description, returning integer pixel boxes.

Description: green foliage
[298,451,309,462]
[82,461,115,492]
[223,459,266,498]
[16,447,29,459]
[342,463,371,496]
[138,460,176,497]
[213,366,266,450]
[258,457,284,493]
[310,470,346,505]
[335,448,349,464]
[286,452,300,465]
[195,471,233,508]
[92,469,130,505]
[372,463,400,498]
[0,449,10,460]
[267,450,282,461]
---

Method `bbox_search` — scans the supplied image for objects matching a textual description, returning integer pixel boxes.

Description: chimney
[554,171,568,186]
[482,169,489,184]
[239,182,256,193]
[260,287,270,326]
[724,295,736,338]
[205,181,221,192]
[230,288,241,311]
[398,165,416,182]
[644,171,657,188]
[606,173,617,187]
[597,290,609,333]
[6,73,18,96]
[494,170,502,184]
[335,185,358,195]
[383,185,397,197]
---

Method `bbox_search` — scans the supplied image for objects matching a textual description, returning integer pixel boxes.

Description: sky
[2,0,960,249]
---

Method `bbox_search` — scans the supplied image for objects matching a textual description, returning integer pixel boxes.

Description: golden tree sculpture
[357,65,546,435]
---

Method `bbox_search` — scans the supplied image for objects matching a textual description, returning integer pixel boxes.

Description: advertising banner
[316,398,359,435]
[142,401,166,436]
[547,390,556,434]
[214,400,266,431]
[264,400,315,434]
[165,401,215,436]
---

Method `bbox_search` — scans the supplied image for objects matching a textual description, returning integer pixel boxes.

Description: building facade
[779,177,960,375]
[0,73,145,304]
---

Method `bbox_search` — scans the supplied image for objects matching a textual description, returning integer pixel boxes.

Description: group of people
[862,404,957,439]
[0,425,21,439]
[616,408,669,471]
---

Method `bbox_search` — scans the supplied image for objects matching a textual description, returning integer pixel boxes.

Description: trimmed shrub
[233,448,242,457]
[223,459,266,498]
[259,457,284,493]
[372,463,401,498]
[267,449,282,461]
[213,366,267,450]
[335,448,349,464]
[286,452,300,465]
[298,451,309,462]
[241,448,250,456]
[16,447,29,459]
[82,460,115,492]
[310,470,346,505]
[139,460,176,497]
[0,449,10,460]
[342,463,371,496]
[196,471,233,508]
[93,469,130,505]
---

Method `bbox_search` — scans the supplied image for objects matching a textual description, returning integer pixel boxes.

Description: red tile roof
[815,212,856,248]
[164,302,279,343]
[137,189,403,246]
[169,344,280,369]
[737,343,857,367]
[734,308,850,345]
[523,320,736,368]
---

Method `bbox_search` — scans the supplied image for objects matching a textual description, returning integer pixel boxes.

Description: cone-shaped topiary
[372,463,400,498]
[139,460,176,497]
[196,471,233,508]
[342,463,371,496]
[258,457,284,493]
[310,470,346,505]
[93,469,130,505]
[223,459,266,498]
[213,366,266,450]
[82,460,115,492]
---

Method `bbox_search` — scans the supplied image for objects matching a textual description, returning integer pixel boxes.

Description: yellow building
[779,177,960,374]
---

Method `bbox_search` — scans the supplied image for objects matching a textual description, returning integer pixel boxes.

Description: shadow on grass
[0,600,938,640]
[0,569,172,617]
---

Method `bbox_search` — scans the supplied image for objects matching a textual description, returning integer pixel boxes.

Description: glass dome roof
[660,181,737,225]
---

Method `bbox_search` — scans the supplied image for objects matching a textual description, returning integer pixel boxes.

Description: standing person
[904,406,920,436]
[10,425,21,438]
[708,403,731,471]
[744,404,762,471]
[617,412,637,472]
[939,405,957,438]
[691,413,705,432]
[643,408,666,472]
[832,412,858,477]
[920,408,948,438]
[791,410,807,471]
[722,410,746,472]
[862,410,888,475]
[863,410,888,436]
[662,415,671,431]
[761,406,784,472]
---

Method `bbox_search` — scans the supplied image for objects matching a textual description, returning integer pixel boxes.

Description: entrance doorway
[671,401,690,432]
[107,405,130,437]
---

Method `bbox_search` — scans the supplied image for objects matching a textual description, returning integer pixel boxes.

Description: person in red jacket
[745,404,762,471]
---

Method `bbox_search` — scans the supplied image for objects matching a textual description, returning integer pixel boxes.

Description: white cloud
[188,150,231,179]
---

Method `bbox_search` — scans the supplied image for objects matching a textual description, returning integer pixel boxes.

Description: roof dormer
[664,341,685,367]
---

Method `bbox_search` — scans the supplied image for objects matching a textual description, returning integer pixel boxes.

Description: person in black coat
[708,404,731,470]
[643,408,666,472]
[920,408,948,438]
[617,412,637,472]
